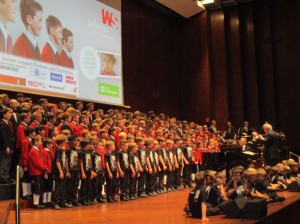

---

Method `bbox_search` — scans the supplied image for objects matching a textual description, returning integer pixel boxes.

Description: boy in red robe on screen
[12,0,43,59]
[41,15,62,65]
[0,0,17,54]
[59,28,74,69]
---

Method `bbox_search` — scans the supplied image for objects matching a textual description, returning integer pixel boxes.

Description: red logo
[66,75,76,85]
[27,80,46,88]
[101,8,119,29]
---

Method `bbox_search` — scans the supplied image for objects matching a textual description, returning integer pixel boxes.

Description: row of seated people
[183,158,300,221]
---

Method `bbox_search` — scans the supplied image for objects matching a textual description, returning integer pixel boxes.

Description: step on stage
[2,190,300,224]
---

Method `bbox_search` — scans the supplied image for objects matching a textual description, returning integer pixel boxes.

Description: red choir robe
[16,122,27,149]
[0,30,12,53]
[41,42,61,65]
[12,33,40,59]
[59,49,74,69]
[29,146,47,176]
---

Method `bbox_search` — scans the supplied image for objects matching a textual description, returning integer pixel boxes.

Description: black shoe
[184,185,190,189]
[176,186,183,190]
[148,192,154,196]
[33,204,45,209]
[21,195,31,200]
[60,203,73,208]
[120,196,128,201]
[72,201,81,206]
[128,196,136,200]
[88,200,97,205]
[46,202,54,207]
[274,197,285,202]
[112,198,119,202]
[82,201,90,206]
[53,204,61,210]
[138,193,148,198]
[183,207,190,215]
[96,198,105,203]
[166,188,173,193]
[107,198,115,203]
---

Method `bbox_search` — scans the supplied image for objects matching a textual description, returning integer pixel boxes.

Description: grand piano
[202,143,262,179]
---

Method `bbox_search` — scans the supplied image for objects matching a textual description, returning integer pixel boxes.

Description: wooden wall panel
[267,0,300,150]
[208,10,229,129]
[224,7,243,128]
[122,0,182,117]
[178,12,211,123]
[253,0,277,125]
[239,2,259,127]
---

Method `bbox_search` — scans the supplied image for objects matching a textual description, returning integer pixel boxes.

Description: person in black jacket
[0,108,14,184]
[257,124,280,166]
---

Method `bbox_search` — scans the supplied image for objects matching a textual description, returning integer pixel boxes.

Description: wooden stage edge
[2,190,300,224]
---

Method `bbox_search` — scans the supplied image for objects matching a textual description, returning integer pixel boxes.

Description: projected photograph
[99,52,121,77]
[0,0,123,105]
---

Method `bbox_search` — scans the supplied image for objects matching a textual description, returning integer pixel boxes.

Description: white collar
[47,122,54,127]
[63,48,71,58]
[23,29,37,48]
[33,146,39,151]
[47,39,58,54]
[0,22,8,40]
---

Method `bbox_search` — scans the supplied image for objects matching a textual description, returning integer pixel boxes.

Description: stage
[2,189,299,224]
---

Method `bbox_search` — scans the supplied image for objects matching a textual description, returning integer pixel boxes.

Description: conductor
[257,124,280,166]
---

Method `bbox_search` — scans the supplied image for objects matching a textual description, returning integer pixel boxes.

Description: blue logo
[50,73,63,82]
[35,69,40,77]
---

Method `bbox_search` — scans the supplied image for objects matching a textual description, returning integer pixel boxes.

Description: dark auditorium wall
[122,0,183,118]
[205,0,300,149]
[122,0,300,148]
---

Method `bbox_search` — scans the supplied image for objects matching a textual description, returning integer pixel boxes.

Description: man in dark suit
[208,120,218,135]
[257,124,280,166]
[224,121,236,140]
[9,99,21,175]
[238,121,253,137]
[0,108,14,184]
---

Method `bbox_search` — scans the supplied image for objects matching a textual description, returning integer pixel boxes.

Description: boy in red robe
[12,0,43,59]
[0,0,17,53]
[59,28,74,68]
[41,15,62,65]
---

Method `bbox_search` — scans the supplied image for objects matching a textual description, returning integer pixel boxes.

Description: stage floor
[7,189,299,224]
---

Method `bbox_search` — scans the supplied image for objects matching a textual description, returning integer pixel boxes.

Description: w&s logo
[101,8,119,30]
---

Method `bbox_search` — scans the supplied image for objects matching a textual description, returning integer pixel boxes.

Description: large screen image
[0,0,123,105]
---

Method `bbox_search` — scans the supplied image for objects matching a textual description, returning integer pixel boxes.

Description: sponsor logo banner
[27,80,46,88]
[50,72,63,82]
[98,83,119,97]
